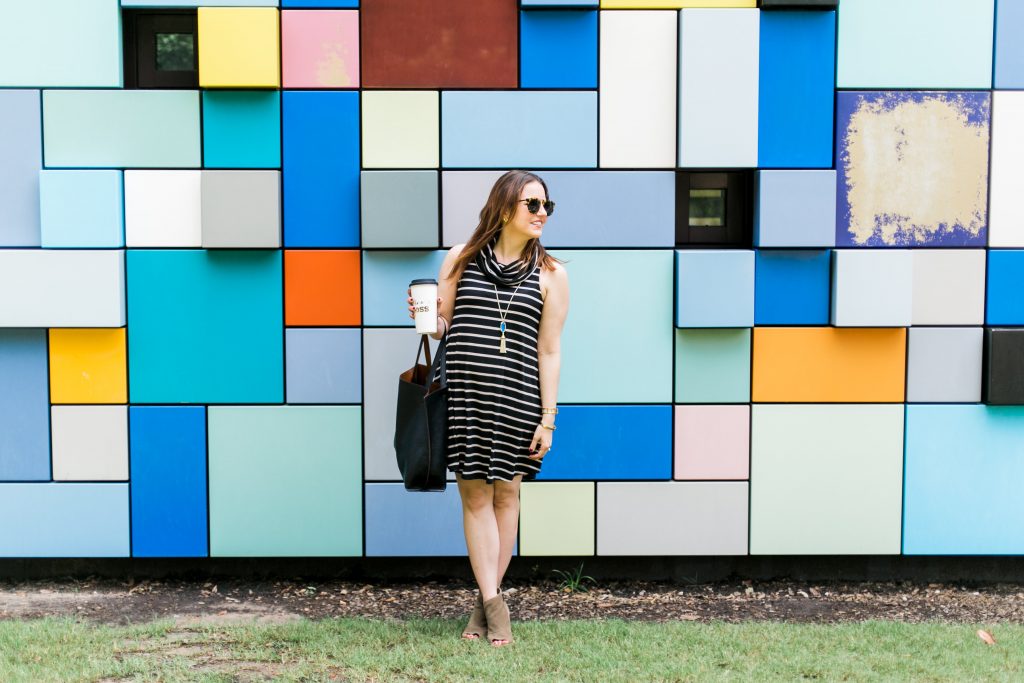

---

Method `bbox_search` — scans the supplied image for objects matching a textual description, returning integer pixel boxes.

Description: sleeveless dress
[442,259,544,482]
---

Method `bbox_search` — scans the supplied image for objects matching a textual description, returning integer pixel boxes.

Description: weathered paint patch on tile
[836,91,990,247]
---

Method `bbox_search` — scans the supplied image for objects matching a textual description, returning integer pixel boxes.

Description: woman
[406,170,570,647]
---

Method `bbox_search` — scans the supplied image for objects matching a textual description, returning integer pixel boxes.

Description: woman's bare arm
[537,263,570,415]
[427,244,463,340]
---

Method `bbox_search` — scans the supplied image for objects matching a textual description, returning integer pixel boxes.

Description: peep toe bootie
[461,593,487,640]
[482,594,514,646]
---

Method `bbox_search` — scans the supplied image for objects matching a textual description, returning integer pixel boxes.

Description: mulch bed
[2,578,1023,626]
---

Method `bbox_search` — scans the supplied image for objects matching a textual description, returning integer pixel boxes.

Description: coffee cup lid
[409,278,437,286]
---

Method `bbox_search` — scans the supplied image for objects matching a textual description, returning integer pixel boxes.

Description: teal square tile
[127,250,283,403]
[202,91,281,168]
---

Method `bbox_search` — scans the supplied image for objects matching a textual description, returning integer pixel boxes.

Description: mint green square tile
[552,250,673,403]
[675,329,751,403]
[43,90,200,168]
[209,406,362,557]
[750,404,904,555]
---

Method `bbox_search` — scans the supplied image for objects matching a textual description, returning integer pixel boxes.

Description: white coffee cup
[409,278,438,334]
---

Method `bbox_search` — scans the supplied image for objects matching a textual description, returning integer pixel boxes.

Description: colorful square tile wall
[1,0,1023,559]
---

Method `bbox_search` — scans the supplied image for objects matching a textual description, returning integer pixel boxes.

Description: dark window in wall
[675,171,754,248]
[123,10,198,89]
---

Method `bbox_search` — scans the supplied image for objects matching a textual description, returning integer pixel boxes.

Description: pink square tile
[282,10,360,88]
[674,405,750,480]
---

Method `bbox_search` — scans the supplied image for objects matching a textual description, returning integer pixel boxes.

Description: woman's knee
[458,479,494,513]
[492,480,521,510]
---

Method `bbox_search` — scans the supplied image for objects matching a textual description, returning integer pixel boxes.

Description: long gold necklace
[493,280,525,354]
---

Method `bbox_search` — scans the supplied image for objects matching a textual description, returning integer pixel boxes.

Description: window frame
[122,9,198,89]
[675,170,753,248]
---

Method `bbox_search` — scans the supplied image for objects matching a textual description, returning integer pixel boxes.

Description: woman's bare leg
[457,475,501,601]
[493,475,522,589]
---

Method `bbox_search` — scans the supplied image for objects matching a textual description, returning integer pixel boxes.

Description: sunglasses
[520,198,555,216]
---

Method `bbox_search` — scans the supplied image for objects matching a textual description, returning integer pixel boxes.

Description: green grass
[1,618,1023,682]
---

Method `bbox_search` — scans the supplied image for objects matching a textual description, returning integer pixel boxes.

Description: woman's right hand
[407,288,444,321]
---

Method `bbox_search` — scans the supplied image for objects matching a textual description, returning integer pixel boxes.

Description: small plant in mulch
[552,563,597,593]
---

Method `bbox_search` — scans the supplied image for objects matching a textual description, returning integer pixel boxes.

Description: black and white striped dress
[444,259,544,482]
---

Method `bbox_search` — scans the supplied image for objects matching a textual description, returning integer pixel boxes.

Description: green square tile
[750,404,904,555]
[520,482,594,556]
[209,406,362,557]
[675,329,751,403]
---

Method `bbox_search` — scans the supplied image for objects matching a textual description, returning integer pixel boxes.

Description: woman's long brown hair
[445,170,564,283]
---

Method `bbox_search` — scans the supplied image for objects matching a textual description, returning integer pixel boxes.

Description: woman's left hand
[528,424,553,460]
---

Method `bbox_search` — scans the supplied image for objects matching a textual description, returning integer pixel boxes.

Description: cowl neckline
[474,238,539,287]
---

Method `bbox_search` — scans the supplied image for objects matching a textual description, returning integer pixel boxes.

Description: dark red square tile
[361,0,517,88]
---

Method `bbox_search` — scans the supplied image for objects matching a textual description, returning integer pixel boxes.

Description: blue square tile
[536,405,672,480]
[130,406,208,557]
[754,250,831,325]
[986,250,1024,324]
[520,11,597,88]
[283,91,360,247]
[758,11,835,168]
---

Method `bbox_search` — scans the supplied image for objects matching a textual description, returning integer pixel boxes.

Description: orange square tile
[284,250,361,325]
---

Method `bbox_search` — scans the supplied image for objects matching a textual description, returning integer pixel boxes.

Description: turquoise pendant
[499,322,506,333]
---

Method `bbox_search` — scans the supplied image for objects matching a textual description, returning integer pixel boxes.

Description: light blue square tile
[995,0,1024,88]
[543,171,674,247]
[365,484,470,556]
[676,250,754,328]
[755,170,836,247]
[905,405,1024,554]
[362,251,448,326]
[0,329,50,480]
[837,0,994,89]
[442,91,597,168]
[286,328,361,403]
[40,170,123,248]
[553,250,673,403]
[0,484,129,557]
[0,90,41,247]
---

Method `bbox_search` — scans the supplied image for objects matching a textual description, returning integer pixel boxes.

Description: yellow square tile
[49,329,127,404]
[198,8,280,88]
[361,91,439,168]
[520,482,595,556]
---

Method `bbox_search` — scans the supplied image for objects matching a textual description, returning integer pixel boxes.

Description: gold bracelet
[541,407,558,415]
[540,423,556,431]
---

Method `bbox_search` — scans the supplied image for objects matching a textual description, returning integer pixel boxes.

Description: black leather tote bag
[394,334,448,492]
